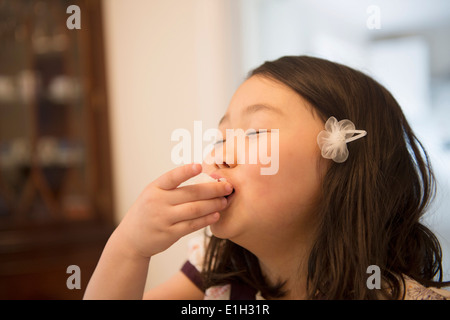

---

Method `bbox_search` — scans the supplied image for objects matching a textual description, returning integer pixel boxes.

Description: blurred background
[0,0,449,299]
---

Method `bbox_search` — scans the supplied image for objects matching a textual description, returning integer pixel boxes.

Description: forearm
[83,231,150,300]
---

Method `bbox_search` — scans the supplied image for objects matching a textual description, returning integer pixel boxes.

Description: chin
[209,211,241,241]
[209,219,230,240]
[210,217,254,252]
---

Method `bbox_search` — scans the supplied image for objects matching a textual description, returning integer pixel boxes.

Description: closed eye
[246,129,269,137]
[213,129,270,145]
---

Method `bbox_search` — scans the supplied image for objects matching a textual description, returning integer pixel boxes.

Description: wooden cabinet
[0,0,114,299]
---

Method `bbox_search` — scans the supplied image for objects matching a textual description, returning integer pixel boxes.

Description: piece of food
[181,173,234,199]
[181,172,221,186]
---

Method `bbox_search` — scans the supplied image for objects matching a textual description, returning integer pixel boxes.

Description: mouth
[225,188,235,200]
[212,177,235,201]
[207,172,235,203]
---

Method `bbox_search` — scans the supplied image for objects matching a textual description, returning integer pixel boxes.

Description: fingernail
[225,183,233,193]
[192,163,202,172]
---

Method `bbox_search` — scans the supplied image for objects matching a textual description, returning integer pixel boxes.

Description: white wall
[102,0,240,290]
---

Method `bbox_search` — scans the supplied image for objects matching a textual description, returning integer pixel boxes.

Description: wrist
[107,226,152,262]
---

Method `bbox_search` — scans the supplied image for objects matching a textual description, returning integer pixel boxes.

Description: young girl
[84,55,449,300]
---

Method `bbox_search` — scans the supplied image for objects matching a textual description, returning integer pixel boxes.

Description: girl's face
[203,75,326,250]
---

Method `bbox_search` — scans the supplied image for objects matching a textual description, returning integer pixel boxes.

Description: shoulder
[183,234,260,300]
[183,235,232,299]
[185,234,209,272]
[403,276,450,300]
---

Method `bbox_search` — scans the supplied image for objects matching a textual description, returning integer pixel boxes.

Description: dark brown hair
[202,55,449,299]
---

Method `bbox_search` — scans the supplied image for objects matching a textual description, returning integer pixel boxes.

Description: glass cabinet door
[0,0,113,229]
[0,0,113,299]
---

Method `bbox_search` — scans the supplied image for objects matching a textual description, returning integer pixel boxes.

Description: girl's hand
[114,163,233,259]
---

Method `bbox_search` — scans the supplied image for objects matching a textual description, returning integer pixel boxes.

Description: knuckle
[144,192,157,205]
[143,185,159,201]
[187,203,200,216]
[166,225,179,237]
[215,182,225,192]
[166,174,177,188]
[184,164,192,175]
[188,219,201,232]
[190,186,201,199]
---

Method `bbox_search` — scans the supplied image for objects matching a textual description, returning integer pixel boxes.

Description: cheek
[286,143,322,195]
[229,134,324,226]
[261,140,322,211]
[236,167,277,221]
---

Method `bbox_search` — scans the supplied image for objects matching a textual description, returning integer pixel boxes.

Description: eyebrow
[218,103,283,126]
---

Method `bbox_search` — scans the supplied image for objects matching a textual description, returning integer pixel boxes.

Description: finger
[169,181,233,205]
[169,197,227,224]
[171,212,220,236]
[155,163,202,190]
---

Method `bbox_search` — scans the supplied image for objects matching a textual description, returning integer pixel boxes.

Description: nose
[215,159,237,169]
[202,140,238,171]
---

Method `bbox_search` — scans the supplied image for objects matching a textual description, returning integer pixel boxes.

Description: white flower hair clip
[317,116,367,163]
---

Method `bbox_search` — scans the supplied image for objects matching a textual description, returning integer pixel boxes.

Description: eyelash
[214,129,270,145]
